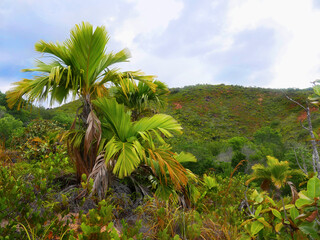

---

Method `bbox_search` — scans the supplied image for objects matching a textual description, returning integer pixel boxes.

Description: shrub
[0,114,23,145]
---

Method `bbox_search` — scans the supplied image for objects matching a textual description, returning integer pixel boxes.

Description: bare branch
[299,120,309,131]
[243,185,255,216]
[293,147,308,175]
[284,91,320,176]
[282,91,307,111]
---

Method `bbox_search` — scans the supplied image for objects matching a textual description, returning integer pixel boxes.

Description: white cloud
[114,0,183,48]
[2,0,320,91]
[0,77,18,93]
[225,0,320,88]
[139,52,214,87]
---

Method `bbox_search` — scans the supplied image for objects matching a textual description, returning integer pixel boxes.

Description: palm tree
[109,77,169,121]
[88,97,197,201]
[6,22,156,180]
[246,156,304,198]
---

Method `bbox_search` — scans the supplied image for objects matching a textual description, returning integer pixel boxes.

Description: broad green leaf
[295,198,313,208]
[255,205,262,218]
[299,222,319,237]
[279,204,294,211]
[299,191,312,200]
[239,234,252,240]
[255,193,264,203]
[132,113,182,136]
[271,209,282,220]
[250,190,259,200]
[240,219,254,227]
[275,222,283,233]
[314,85,320,96]
[265,196,275,207]
[203,174,217,190]
[257,217,272,228]
[250,221,264,235]
[290,207,299,224]
[307,176,320,199]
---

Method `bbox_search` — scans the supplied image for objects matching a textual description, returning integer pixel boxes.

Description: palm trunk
[72,94,101,182]
[80,95,91,127]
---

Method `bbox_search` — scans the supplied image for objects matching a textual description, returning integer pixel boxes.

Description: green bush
[0,113,23,145]
[231,152,247,173]
[0,162,71,239]
[52,112,74,128]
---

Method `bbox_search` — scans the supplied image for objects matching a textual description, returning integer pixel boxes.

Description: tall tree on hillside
[6,22,157,180]
[285,91,320,176]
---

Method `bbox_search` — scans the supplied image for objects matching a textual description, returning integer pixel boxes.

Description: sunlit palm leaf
[94,97,190,186]
[175,152,197,163]
[110,77,169,120]
[132,114,182,137]
[6,22,133,108]
[93,97,132,141]
[247,156,305,192]
[103,137,142,178]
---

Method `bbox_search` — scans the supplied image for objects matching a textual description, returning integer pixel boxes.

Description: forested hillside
[44,84,318,175]
[166,84,313,140]
[51,84,315,141]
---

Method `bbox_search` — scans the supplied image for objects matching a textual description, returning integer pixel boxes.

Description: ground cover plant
[1,22,320,239]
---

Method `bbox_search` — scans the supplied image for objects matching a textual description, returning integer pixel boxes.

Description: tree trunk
[284,93,320,177]
[305,103,320,175]
[71,94,101,182]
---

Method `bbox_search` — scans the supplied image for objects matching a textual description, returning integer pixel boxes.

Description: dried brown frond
[84,110,101,171]
[201,218,239,240]
[221,159,247,195]
[85,152,110,200]
[287,181,299,204]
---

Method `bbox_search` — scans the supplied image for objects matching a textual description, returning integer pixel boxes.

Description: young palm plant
[88,97,198,203]
[109,77,169,121]
[6,22,156,180]
[246,156,305,199]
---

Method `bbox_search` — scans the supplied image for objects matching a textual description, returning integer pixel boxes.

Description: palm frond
[103,137,142,178]
[133,114,182,137]
[145,147,189,190]
[67,22,108,88]
[248,156,305,191]
[110,77,169,119]
[93,97,132,141]
[35,40,71,65]
[175,152,197,163]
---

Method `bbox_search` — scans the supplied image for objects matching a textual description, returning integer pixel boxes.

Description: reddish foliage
[306,210,318,222]
[297,107,318,122]
[173,102,182,109]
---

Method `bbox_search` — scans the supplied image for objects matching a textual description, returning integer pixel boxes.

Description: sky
[1,0,320,98]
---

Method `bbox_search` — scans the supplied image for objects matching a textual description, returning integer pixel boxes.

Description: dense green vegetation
[1,22,320,239]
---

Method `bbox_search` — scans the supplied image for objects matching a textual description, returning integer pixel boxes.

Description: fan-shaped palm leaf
[110,77,168,120]
[246,156,305,192]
